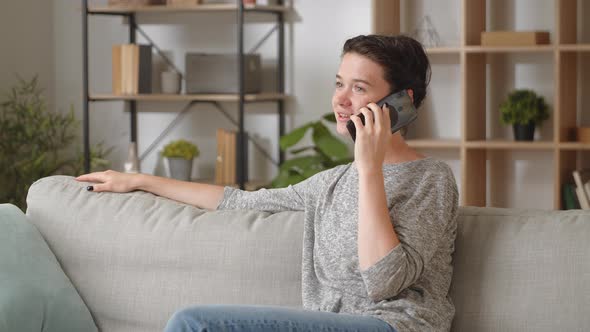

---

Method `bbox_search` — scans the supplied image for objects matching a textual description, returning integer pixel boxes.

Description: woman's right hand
[75,170,141,193]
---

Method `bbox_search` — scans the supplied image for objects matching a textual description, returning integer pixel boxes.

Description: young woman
[76,35,458,332]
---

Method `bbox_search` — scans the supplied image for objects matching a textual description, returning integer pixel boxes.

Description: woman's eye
[354,86,365,92]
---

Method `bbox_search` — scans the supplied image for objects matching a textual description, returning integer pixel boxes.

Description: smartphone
[346,90,418,142]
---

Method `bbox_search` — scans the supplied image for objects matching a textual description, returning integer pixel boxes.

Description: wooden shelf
[465,140,555,150]
[464,45,555,53]
[89,93,289,102]
[425,47,461,55]
[410,141,590,150]
[88,4,290,14]
[559,142,590,150]
[407,139,461,149]
[559,44,590,52]
[371,0,588,210]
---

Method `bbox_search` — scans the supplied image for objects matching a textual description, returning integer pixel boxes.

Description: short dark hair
[342,35,431,109]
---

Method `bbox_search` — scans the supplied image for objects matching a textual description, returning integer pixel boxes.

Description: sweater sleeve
[359,166,459,302]
[216,170,325,213]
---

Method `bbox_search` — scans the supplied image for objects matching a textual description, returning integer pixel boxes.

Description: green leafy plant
[500,89,550,126]
[0,75,111,210]
[71,142,114,175]
[270,113,352,188]
[162,139,199,160]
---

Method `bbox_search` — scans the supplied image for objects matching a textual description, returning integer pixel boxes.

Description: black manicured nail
[86,186,94,191]
[384,102,389,108]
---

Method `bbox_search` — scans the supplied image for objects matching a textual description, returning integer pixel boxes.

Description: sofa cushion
[26,176,304,332]
[450,206,590,332]
[0,203,98,332]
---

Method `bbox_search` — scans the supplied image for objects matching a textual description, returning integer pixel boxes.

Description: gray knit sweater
[216,157,459,332]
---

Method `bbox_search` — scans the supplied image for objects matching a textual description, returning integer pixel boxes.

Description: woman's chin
[336,123,351,137]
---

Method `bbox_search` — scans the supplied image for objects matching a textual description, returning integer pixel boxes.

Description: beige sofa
[25,176,590,332]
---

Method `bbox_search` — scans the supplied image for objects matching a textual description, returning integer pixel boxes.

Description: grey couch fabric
[450,206,590,331]
[26,176,303,332]
[25,176,590,332]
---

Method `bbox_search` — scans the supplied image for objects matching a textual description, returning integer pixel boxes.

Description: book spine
[573,170,590,210]
[562,183,580,210]
[131,44,139,94]
[215,128,225,185]
[228,131,236,185]
[112,45,122,95]
[223,129,231,185]
[236,131,248,184]
[138,45,152,94]
[122,44,133,95]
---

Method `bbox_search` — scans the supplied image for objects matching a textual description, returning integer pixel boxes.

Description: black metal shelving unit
[82,0,287,190]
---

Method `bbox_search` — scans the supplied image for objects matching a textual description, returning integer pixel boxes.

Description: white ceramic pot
[165,157,193,181]
[161,70,181,94]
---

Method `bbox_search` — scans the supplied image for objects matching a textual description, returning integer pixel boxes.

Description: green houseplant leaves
[0,76,111,210]
[499,89,550,126]
[271,113,352,188]
[161,139,200,160]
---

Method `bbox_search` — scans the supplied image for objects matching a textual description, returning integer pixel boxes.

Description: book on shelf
[562,183,580,210]
[215,128,248,186]
[112,44,152,95]
[572,169,590,210]
[481,31,550,46]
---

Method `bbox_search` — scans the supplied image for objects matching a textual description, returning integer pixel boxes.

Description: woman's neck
[383,132,426,165]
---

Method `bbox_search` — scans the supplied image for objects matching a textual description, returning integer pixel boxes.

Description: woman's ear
[407,89,414,103]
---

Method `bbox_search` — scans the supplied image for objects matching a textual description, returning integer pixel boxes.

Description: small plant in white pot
[162,139,199,181]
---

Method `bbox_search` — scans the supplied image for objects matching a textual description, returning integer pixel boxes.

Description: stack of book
[112,44,152,95]
[566,169,590,210]
[215,128,248,186]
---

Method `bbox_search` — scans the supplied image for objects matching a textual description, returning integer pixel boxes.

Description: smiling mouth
[337,112,352,121]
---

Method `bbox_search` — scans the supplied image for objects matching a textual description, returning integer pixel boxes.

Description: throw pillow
[0,203,97,332]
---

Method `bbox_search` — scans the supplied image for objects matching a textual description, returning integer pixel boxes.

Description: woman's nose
[334,90,352,107]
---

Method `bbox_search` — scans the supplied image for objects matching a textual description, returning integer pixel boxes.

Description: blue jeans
[163,305,397,332]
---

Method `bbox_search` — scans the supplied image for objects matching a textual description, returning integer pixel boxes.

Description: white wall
[0,0,54,111]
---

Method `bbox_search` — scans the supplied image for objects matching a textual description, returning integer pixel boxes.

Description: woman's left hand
[349,102,392,175]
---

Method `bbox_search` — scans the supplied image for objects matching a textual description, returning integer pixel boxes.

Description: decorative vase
[513,121,535,141]
[161,70,181,94]
[124,142,141,173]
[166,157,193,181]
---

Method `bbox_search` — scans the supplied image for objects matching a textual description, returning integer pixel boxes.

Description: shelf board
[88,4,289,14]
[465,140,555,150]
[425,47,461,55]
[558,142,590,150]
[406,139,461,149]
[559,44,590,52]
[464,45,555,53]
[89,93,289,102]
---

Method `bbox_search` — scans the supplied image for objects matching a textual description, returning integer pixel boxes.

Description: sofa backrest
[26,176,304,332]
[26,176,590,332]
[450,206,590,332]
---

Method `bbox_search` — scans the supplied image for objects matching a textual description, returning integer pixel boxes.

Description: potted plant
[162,139,199,181]
[0,75,111,210]
[499,89,550,141]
